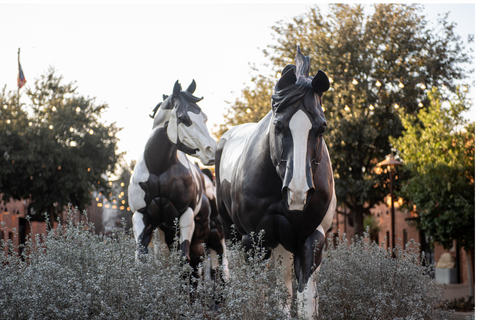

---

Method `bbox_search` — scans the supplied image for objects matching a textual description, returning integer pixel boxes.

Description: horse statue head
[269,46,330,211]
[151,80,216,165]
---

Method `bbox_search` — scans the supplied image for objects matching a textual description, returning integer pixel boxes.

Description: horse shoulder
[128,154,149,213]
[218,123,258,185]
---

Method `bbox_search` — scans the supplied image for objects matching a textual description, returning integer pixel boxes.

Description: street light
[377,154,402,254]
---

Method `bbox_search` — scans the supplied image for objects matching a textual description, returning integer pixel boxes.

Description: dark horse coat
[128,80,226,270]
[215,47,336,317]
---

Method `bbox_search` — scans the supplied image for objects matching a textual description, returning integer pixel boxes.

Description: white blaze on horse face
[287,109,312,211]
[177,111,216,166]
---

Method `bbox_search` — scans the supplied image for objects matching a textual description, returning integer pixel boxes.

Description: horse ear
[173,80,182,96]
[186,80,196,94]
[277,67,297,90]
[281,64,296,76]
[295,46,310,78]
[163,94,169,101]
[312,70,330,94]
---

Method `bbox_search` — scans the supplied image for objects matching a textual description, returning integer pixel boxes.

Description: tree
[391,87,474,296]
[215,4,473,235]
[0,68,121,223]
[213,69,274,140]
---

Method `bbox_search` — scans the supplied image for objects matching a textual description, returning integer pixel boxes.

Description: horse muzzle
[199,145,215,166]
[193,140,216,166]
[282,185,315,212]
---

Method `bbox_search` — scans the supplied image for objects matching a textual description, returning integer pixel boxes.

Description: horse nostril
[205,146,214,158]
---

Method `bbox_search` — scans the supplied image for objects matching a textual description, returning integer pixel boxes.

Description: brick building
[330,198,474,286]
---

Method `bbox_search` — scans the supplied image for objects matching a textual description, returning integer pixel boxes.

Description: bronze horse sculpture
[215,47,336,317]
[128,80,227,273]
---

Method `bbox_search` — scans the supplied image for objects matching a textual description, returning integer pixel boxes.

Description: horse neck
[253,112,277,172]
[143,126,178,176]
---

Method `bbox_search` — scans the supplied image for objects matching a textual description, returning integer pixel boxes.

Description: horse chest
[158,164,198,210]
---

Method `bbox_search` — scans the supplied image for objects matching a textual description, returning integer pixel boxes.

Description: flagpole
[17,48,20,108]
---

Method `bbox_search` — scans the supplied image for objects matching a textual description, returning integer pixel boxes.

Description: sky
[0,2,476,167]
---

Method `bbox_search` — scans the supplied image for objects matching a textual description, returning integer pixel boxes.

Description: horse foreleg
[297,276,317,319]
[295,225,326,319]
[272,245,294,316]
[179,207,195,261]
[209,238,230,280]
[132,210,155,260]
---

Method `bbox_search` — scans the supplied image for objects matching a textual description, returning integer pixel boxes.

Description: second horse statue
[128,80,227,273]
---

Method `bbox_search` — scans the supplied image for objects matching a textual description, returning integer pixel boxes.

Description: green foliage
[391,87,474,252]
[215,4,472,235]
[363,215,380,241]
[0,68,121,220]
[213,70,275,140]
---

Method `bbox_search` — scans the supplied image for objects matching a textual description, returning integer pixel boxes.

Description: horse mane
[180,90,203,104]
[271,46,313,113]
[149,90,203,119]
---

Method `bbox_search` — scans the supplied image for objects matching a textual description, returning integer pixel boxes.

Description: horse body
[129,80,226,268]
[216,47,336,318]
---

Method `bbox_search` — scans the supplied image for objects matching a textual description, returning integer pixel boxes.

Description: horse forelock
[272,79,311,114]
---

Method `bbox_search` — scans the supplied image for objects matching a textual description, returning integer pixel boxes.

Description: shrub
[216,230,291,320]
[314,232,452,320]
[1,209,453,320]
[0,209,290,320]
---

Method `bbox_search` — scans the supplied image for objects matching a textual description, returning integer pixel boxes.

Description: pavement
[442,283,475,320]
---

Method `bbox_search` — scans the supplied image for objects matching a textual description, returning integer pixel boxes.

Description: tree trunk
[352,209,364,237]
[47,204,55,230]
[466,248,474,298]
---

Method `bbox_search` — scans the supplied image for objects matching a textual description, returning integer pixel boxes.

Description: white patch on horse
[177,150,190,168]
[166,106,179,145]
[320,139,336,233]
[221,238,230,279]
[179,207,195,245]
[203,173,215,200]
[128,154,149,213]
[178,111,217,165]
[152,107,172,129]
[287,109,312,211]
[219,123,257,184]
[272,245,294,305]
[132,211,146,259]
[297,276,317,319]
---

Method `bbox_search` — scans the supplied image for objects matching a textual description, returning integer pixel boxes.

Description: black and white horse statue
[128,80,227,274]
[215,47,336,318]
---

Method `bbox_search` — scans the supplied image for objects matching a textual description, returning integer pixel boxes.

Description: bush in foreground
[1,209,452,319]
[314,232,452,320]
